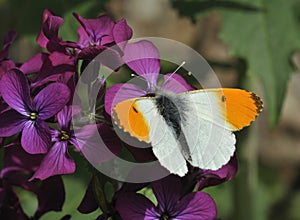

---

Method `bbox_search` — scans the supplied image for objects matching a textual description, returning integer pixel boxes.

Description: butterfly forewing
[113,97,188,176]
[178,88,263,131]
[177,90,236,170]
[135,98,189,176]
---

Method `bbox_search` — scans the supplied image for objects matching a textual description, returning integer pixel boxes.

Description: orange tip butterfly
[112,88,263,177]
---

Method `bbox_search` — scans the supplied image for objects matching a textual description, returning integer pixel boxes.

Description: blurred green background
[2,0,300,219]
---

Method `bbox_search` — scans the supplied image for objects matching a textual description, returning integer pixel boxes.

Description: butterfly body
[112,88,263,176]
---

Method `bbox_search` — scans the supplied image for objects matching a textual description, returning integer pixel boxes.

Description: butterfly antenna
[164,61,186,84]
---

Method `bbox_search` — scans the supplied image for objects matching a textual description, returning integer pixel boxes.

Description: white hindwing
[135,98,188,176]
[178,90,236,170]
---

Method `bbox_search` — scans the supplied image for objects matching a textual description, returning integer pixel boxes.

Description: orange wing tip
[112,116,150,142]
[112,100,151,143]
[222,89,263,131]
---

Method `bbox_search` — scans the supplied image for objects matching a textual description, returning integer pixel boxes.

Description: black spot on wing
[221,95,226,102]
[132,106,138,113]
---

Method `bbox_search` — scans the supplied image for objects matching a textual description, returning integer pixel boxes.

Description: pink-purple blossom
[105,40,193,115]
[116,175,217,220]
[0,69,70,154]
[73,13,133,61]
[0,31,16,80]
[0,144,65,219]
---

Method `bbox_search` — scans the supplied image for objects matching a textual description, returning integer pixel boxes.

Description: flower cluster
[0,9,237,219]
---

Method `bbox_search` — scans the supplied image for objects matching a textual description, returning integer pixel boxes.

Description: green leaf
[219,0,300,126]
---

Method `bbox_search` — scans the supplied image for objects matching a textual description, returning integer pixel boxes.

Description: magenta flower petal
[73,13,115,45]
[70,124,98,152]
[75,123,122,162]
[37,9,63,49]
[113,19,133,51]
[116,192,157,220]
[20,52,48,74]
[152,176,181,212]
[1,144,43,195]
[197,154,238,190]
[72,13,132,63]
[123,41,160,91]
[78,46,123,70]
[116,175,218,219]
[3,143,43,174]
[0,60,15,78]
[76,26,89,49]
[105,83,147,115]
[0,110,27,137]
[31,141,75,180]
[32,83,70,120]
[21,120,51,154]
[0,69,31,116]
[98,46,123,70]
[161,73,194,93]
[43,14,64,40]
[32,52,76,89]
[48,51,74,67]
[35,176,65,218]
[57,106,72,130]
[1,144,64,219]
[174,192,217,220]
[0,31,16,61]
[0,188,28,220]
[77,181,98,214]
[0,99,9,114]
[37,9,55,48]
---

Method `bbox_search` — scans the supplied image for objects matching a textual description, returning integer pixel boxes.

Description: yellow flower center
[29,112,37,120]
[60,130,70,140]
[160,213,170,220]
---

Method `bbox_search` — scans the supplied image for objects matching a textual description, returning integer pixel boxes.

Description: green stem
[92,174,110,215]
[232,59,259,220]
[233,125,259,220]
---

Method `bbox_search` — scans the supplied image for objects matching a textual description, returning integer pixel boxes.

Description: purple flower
[31,106,77,180]
[0,144,41,219]
[0,69,70,154]
[0,31,16,79]
[0,31,16,62]
[105,40,193,115]
[78,178,148,219]
[19,52,48,75]
[0,144,65,219]
[77,181,99,215]
[196,154,238,190]
[37,9,66,53]
[34,10,77,88]
[116,175,217,220]
[20,51,75,90]
[76,122,123,165]
[73,13,133,61]
[32,105,122,180]
[31,51,76,89]
[0,185,28,220]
